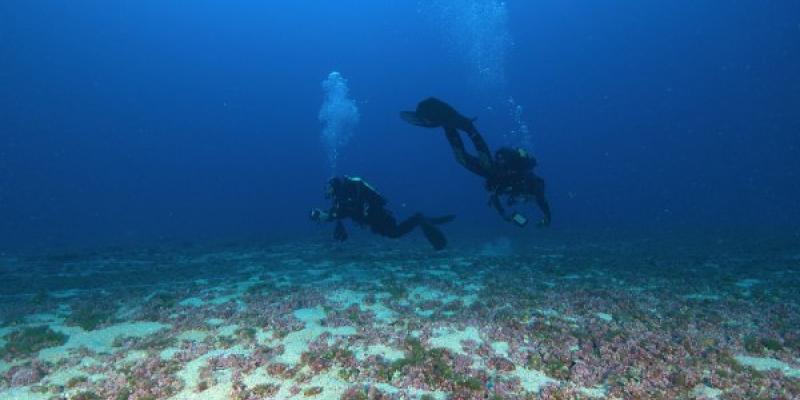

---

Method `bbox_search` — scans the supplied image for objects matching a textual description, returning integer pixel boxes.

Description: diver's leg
[444,127,491,178]
[372,211,447,250]
[369,210,408,238]
[463,125,493,172]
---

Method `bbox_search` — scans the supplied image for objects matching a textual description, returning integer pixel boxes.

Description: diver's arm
[310,208,334,222]
[489,193,510,221]
[333,220,348,241]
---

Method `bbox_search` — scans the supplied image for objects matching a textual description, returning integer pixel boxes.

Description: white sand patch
[355,344,405,362]
[0,387,50,400]
[427,269,457,278]
[255,328,273,344]
[461,293,479,306]
[49,289,80,299]
[691,384,722,399]
[114,304,140,320]
[40,357,105,398]
[209,293,239,305]
[241,365,283,388]
[373,383,447,400]
[684,294,720,301]
[121,350,148,364]
[320,273,343,284]
[365,303,397,324]
[415,309,435,317]
[217,324,239,337]
[326,289,366,308]
[206,318,225,326]
[734,355,800,377]
[295,307,326,323]
[513,367,557,393]
[276,308,356,365]
[407,286,458,303]
[408,286,441,302]
[241,366,350,399]
[464,283,483,292]
[735,279,761,288]
[0,326,13,348]
[302,367,351,398]
[181,367,234,400]
[579,384,608,398]
[178,297,205,307]
[596,313,613,322]
[178,329,209,342]
[39,321,169,362]
[170,346,248,399]
[492,341,509,357]
[160,347,180,360]
[429,326,482,355]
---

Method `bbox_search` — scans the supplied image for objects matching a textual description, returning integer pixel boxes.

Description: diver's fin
[427,214,456,225]
[400,111,439,128]
[420,222,447,250]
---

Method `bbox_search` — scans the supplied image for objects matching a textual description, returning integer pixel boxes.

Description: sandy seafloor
[1,232,799,399]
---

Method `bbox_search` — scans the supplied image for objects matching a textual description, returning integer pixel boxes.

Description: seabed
[1,233,799,399]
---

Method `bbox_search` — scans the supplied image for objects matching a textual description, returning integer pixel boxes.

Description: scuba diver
[310,176,455,250]
[401,97,551,228]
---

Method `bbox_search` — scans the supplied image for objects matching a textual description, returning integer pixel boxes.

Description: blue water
[1,1,798,250]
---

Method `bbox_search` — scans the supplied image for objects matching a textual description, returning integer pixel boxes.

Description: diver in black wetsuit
[310,176,455,250]
[401,97,551,227]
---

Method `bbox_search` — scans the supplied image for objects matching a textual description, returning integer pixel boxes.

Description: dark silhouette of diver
[310,176,455,250]
[401,97,551,227]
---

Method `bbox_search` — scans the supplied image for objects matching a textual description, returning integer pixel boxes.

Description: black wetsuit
[443,127,551,225]
[401,97,550,225]
[322,177,451,249]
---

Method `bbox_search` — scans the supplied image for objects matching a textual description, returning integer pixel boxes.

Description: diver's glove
[537,216,551,228]
[310,208,322,222]
[310,208,333,222]
[334,220,348,241]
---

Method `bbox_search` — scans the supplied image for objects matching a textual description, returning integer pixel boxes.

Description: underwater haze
[1,1,800,399]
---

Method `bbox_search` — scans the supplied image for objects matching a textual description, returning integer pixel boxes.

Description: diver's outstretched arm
[489,193,510,221]
[310,207,349,239]
[334,220,348,241]
[444,127,492,178]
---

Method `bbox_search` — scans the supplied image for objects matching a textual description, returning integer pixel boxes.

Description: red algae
[1,237,799,399]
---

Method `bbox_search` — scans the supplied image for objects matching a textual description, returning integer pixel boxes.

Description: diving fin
[420,222,447,251]
[400,111,439,128]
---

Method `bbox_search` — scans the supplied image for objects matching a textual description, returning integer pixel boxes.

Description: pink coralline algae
[6,365,44,386]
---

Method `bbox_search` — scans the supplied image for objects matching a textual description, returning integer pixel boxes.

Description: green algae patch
[0,325,68,359]
[67,306,116,331]
[38,322,169,362]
